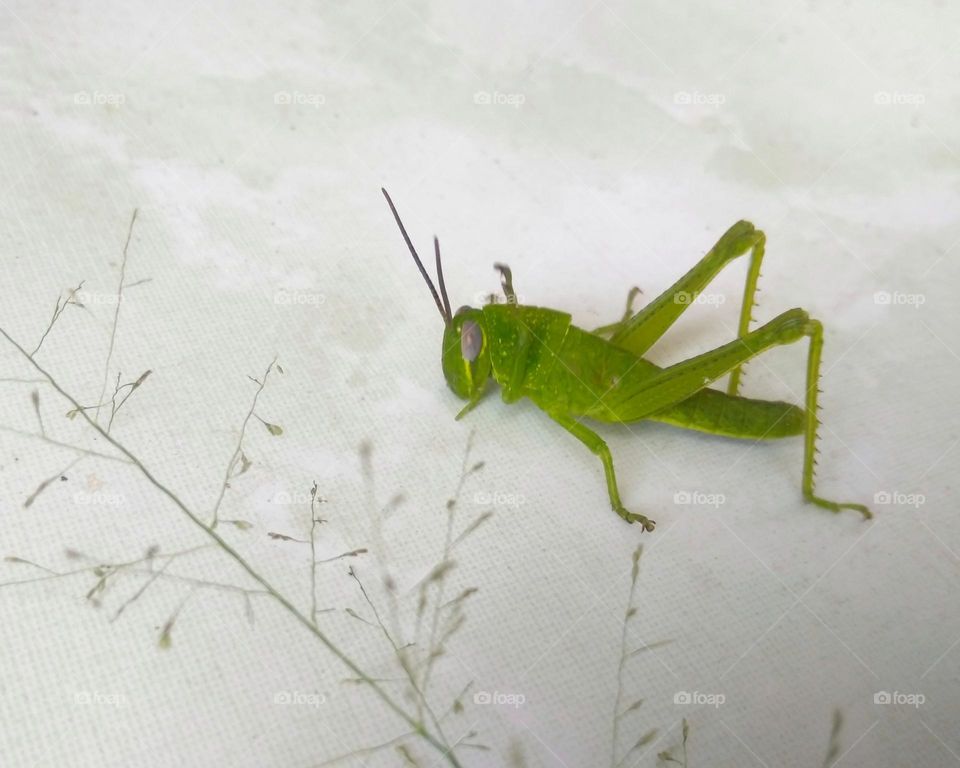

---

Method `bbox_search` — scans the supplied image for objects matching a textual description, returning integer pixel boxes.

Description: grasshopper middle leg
[592,286,643,336]
[548,410,656,531]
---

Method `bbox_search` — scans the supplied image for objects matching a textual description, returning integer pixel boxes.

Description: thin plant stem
[95,208,138,425]
[30,281,83,357]
[0,327,463,768]
[349,543,462,760]
[209,358,275,528]
[0,424,131,464]
[420,432,475,703]
[612,544,643,768]
[24,456,84,508]
[309,482,324,625]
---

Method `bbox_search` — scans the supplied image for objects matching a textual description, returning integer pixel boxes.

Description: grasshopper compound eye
[460,320,482,361]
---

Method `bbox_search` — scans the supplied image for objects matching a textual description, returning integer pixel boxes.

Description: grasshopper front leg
[548,411,656,531]
[493,263,517,304]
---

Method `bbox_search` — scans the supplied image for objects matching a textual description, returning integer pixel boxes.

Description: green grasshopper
[382,189,871,531]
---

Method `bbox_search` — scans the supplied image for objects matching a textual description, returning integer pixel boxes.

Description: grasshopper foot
[616,506,656,532]
[807,495,872,520]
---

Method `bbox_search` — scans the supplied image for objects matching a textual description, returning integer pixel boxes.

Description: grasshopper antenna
[434,236,452,321]
[382,187,451,325]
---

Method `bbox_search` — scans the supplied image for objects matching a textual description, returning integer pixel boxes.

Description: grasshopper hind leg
[802,320,871,518]
[597,221,766,396]
[598,309,871,519]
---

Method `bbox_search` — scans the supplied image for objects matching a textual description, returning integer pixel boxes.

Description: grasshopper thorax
[442,306,491,401]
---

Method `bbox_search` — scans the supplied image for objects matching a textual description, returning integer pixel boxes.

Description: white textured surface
[1,2,958,767]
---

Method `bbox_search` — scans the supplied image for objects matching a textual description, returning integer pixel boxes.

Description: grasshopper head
[382,188,492,402]
[442,307,491,400]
